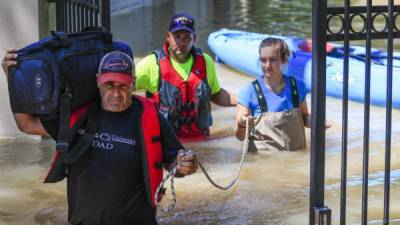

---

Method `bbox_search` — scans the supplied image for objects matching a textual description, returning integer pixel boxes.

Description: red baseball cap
[97,51,134,85]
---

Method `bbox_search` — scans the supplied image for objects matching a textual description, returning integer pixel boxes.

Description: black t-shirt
[63,99,182,225]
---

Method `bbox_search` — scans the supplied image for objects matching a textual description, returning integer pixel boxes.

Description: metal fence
[55,0,110,33]
[310,1,398,224]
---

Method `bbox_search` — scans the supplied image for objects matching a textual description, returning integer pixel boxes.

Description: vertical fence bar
[56,0,65,31]
[64,0,67,32]
[383,1,394,224]
[71,0,79,32]
[340,0,351,224]
[70,0,73,32]
[73,0,76,32]
[79,0,84,30]
[84,0,89,29]
[64,1,68,32]
[77,0,80,32]
[81,0,85,29]
[88,0,94,26]
[56,0,110,32]
[101,0,110,31]
[81,1,85,31]
[78,2,83,32]
[361,0,372,224]
[66,0,75,33]
[310,0,327,223]
[91,0,95,27]
[94,0,99,26]
[64,0,68,32]
[68,0,73,33]
[73,1,76,32]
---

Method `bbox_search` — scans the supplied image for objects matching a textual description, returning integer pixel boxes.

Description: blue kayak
[208,29,400,108]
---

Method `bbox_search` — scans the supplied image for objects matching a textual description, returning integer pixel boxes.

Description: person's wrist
[237,121,246,128]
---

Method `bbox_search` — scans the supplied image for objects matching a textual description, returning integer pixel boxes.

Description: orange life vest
[43,96,163,206]
[149,42,212,138]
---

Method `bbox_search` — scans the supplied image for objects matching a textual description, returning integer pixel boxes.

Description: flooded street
[1,63,399,225]
[157,64,400,225]
[1,0,400,224]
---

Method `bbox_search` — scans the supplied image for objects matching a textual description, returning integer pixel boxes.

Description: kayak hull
[208,29,400,108]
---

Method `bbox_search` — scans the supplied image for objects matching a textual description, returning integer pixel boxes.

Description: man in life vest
[2,50,198,225]
[135,13,237,139]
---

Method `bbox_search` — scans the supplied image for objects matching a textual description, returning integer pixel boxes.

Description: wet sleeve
[237,83,254,109]
[158,113,184,166]
[135,54,159,93]
[204,53,221,95]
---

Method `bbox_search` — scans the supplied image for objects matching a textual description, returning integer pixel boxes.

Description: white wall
[0,0,39,138]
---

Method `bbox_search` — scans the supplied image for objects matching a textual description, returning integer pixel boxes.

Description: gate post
[309,0,330,224]
[315,207,332,225]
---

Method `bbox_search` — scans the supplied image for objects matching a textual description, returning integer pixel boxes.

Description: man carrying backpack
[135,13,237,139]
[2,49,198,225]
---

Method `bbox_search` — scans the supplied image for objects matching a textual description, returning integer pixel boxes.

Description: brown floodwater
[2,0,400,224]
[1,63,399,225]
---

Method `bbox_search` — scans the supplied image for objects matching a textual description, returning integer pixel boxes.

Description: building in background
[0,0,45,138]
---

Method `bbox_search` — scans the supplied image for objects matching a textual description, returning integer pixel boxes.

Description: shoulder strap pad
[289,77,299,108]
[251,80,268,113]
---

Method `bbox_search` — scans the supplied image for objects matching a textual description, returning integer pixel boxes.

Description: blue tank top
[238,75,307,116]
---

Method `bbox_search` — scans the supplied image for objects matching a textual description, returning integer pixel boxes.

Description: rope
[197,117,250,190]
[154,118,251,211]
[154,167,177,211]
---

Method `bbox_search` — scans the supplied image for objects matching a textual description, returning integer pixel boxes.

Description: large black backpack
[7,29,133,179]
[8,29,132,115]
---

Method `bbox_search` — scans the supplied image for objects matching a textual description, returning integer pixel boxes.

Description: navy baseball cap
[169,13,195,33]
[97,51,133,85]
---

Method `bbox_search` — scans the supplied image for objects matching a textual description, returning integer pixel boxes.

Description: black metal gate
[310,1,399,225]
[55,0,110,33]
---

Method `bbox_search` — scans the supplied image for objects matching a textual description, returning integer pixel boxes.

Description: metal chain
[154,118,251,211]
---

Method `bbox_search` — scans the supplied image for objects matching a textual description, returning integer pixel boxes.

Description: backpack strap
[45,99,97,183]
[50,31,70,47]
[288,77,299,108]
[251,80,268,113]
[68,100,99,163]
[80,27,113,43]
[55,93,99,166]
[55,93,73,165]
